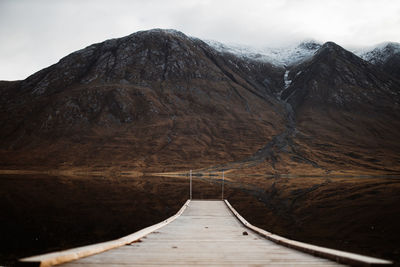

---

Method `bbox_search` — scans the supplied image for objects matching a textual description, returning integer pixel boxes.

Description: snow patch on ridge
[204,39,321,67]
[352,42,400,64]
[276,70,292,100]
[284,70,292,89]
[205,39,400,67]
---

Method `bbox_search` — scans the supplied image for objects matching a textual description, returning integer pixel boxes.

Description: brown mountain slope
[0,29,286,172]
[228,42,400,175]
[1,30,400,174]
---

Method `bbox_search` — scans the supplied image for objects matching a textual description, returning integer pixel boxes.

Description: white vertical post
[190,169,192,200]
[222,170,224,200]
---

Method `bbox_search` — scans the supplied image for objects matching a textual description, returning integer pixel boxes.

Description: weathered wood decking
[20,200,392,266]
[61,200,344,266]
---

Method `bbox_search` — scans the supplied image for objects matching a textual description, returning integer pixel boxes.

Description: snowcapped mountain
[204,39,400,73]
[204,40,321,67]
[353,42,400,80]
[1,28,400,175]
[353,42,400,64]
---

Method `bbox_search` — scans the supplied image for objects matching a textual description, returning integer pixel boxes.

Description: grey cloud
[1,0,399,80]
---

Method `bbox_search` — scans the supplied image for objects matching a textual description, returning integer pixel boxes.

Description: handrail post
[222,170,224,200]
[190,170,192,200]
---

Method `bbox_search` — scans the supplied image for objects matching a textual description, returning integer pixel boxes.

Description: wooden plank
[224,200,393,266]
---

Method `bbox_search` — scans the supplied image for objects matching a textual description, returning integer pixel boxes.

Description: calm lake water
[1,173,400,265]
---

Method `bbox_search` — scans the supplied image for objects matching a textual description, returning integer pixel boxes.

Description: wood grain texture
[20,200,392,266]
[59,200,346,266]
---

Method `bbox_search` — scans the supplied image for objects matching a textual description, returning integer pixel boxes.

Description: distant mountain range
[206,38,400,78]
[204,39,322,66]
[1,29,399,174]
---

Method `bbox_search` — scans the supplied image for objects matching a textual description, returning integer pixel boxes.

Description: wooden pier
[20,200,392,266]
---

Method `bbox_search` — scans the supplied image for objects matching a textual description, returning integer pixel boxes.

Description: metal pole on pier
[190,170,192,200]
[222,170,224,200]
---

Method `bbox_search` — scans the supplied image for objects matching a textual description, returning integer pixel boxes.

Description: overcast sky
[1,0,400,80]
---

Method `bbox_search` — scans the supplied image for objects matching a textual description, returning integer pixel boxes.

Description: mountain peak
[319,41,344,51]
[356,42,400,65]
[281,37,400,111]
[354,42,400,80]
[383,42,400,51]
[312,41,358,61]
[131,28,189,40]
[298,40,321,50]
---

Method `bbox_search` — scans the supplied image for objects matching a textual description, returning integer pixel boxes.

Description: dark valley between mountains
[1,29,400,265]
